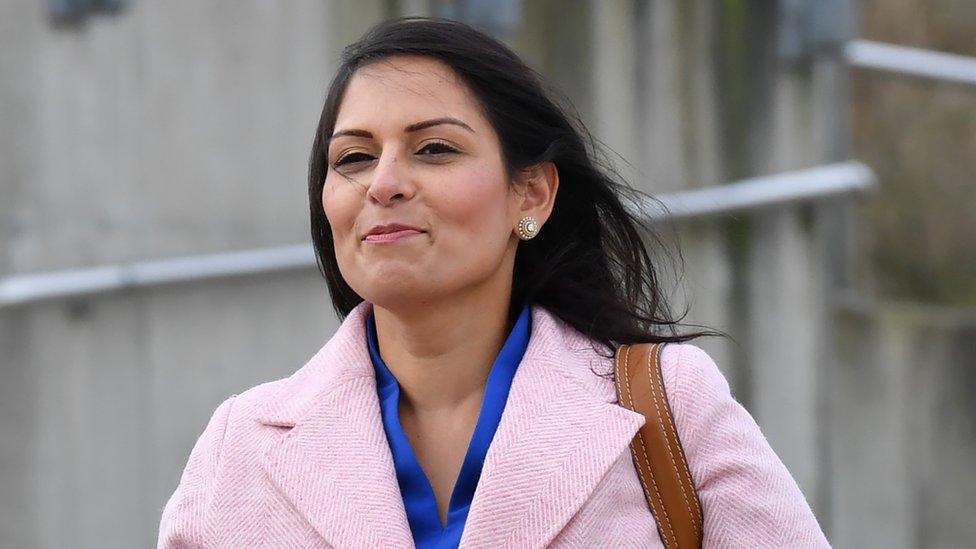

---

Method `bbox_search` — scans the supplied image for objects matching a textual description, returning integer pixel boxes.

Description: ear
[511,161,559,230]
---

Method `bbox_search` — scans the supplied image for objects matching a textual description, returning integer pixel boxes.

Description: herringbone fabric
[158,301,830,548]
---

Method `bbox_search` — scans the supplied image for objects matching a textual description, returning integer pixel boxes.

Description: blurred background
[1,0,973,547]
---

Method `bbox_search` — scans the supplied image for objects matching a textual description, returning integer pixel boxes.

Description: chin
[357,275,431,305]
[364,291,432,313]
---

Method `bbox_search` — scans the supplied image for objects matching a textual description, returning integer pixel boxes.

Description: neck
[371,282,516,415]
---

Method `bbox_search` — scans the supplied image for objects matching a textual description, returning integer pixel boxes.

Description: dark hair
[308,16,719,358]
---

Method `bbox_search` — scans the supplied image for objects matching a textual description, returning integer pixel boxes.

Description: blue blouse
[366,303,532,549]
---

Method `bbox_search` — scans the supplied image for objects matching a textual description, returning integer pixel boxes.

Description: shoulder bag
[614,342,703,549]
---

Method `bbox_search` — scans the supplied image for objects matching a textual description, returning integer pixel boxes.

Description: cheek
[322,178,366,285]
[321,177,357,237]
[438,168,511,242]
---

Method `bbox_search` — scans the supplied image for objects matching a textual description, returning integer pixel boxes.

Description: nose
[366,147,416,206]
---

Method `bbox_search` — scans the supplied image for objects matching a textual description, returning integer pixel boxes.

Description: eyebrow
[328,117,475,143]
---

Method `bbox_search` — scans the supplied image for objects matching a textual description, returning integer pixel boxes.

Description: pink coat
[158,300,830,548]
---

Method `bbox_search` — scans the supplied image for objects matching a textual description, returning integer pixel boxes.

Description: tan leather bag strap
[614,342,703,549]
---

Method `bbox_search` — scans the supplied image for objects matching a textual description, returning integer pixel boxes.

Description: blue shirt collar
[365,302,532,547]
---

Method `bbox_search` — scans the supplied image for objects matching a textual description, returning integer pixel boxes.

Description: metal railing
[0,244,316,308]
[845,39,976,88]
[0,161,876,308]
[642,161,874,221]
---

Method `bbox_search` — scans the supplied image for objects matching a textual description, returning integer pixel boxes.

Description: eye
[417,141,459,157]
[333,151,373,168]
[331,142,459,169]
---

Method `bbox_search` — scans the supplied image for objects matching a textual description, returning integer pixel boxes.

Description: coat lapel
[256,300,645,549]
[257,300,414,548]
[459,306,647,548]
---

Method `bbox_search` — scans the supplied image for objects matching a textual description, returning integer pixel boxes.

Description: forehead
[335,55,485,129]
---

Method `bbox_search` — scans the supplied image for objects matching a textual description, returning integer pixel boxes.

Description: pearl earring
[517,216,539,240]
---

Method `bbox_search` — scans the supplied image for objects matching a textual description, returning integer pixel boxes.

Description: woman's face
[322,55,546,309]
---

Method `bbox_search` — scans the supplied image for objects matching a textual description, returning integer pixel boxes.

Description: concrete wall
[0,271,337,547]
[829,299,976,549]
[1,1,343,274]
[0,1,377,546]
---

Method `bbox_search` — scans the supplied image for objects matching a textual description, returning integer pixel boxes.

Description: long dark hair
[308,16,719,358]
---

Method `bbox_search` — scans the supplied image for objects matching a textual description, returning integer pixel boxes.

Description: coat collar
[257,300,645,548]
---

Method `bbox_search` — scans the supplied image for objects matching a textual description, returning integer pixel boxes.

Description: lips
[363,222,426,242]
[364,229,423,243]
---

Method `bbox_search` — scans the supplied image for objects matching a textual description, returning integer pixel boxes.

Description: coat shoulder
[541,311,723,411]
[652,343,832,547]
[658,343,730,407]
[227,376,291,422]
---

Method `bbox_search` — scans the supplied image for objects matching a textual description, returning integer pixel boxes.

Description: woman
[158,16,830,548]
